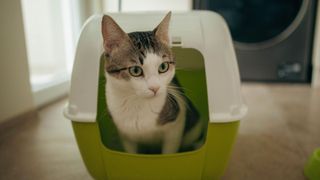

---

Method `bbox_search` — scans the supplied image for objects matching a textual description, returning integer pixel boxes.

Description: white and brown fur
[101,12,203,154]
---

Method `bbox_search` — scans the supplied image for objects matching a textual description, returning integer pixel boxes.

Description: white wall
[103,0,192,12]
[121,0,192,12]
[78,0,103,25]
[0,0,35,123]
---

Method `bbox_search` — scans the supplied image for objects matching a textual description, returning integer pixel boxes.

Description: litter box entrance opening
[96,47,209,154]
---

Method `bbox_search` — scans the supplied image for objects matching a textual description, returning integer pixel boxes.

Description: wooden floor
[0,83,319,180]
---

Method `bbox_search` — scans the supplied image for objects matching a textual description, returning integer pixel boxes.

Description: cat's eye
[128,66,143,77]
[158,62,170,73]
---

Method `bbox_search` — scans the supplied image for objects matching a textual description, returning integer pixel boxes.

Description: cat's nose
[149,86,160,94]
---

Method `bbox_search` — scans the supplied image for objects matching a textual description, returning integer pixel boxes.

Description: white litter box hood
[64,11,247,123]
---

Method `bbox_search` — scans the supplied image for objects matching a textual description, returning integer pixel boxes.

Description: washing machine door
[195,0,314,82]
[199,0,306,49]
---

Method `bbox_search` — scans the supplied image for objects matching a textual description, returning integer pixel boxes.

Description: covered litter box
[64,11,247,180]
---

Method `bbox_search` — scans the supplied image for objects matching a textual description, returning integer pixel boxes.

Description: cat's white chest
[106,90,166,143]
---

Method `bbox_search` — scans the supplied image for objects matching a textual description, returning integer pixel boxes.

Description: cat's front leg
[162,131,182,154]
[122,138,138,154]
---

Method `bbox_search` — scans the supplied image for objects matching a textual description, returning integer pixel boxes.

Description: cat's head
[101,12,174,98]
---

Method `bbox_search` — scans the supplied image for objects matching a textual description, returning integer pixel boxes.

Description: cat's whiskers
[166,94,177,109]
[168,85,192,94]
[168,87,190,111]
[168,85,188,92]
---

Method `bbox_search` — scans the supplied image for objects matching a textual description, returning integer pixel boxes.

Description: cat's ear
[102,15,128,54]
[153,12,171,45]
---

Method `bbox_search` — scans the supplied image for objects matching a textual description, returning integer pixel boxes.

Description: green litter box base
[71,47,240,179]
[72,120,239,180]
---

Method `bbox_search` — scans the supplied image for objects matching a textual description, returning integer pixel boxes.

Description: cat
[101,12,204,154]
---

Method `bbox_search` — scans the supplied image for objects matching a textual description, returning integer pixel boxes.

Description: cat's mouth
[146,91,160,98]
[147,93,158,98]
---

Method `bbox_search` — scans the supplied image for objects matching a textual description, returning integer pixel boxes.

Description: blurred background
[0,0,319,179]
